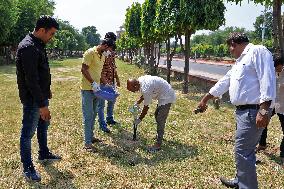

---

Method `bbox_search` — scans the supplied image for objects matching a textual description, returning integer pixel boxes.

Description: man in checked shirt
[98,42,120,133]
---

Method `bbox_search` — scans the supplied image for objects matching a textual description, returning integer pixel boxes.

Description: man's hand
[256,113,270,128]
[92,81,100,92]
[39,106,51,121]
[195,93,213,113]
[196,100,208,113]
[256,101,272,128]
[134,118,141,126]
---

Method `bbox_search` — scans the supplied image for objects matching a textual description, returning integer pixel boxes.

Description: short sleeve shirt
[81,47,105,90]
[138,75,176,106]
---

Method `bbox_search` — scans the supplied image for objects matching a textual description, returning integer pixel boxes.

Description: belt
[236,104,260,110]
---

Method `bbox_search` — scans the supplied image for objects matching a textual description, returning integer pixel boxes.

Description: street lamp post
[261,6,268,44]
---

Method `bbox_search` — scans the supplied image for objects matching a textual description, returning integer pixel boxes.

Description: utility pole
[261,6,267,44]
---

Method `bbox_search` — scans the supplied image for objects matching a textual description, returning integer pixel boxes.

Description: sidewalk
[160,57,233,67]
[159,57,232,81]
[158,64,223,81]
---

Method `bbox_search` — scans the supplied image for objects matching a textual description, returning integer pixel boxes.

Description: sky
[53,0,266,37]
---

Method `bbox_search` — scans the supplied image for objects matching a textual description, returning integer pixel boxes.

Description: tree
[8,0,55,46]
[141,0,158,74]
[82,26,101,47]
[116,32,128,60]
[155,0,181,83]
[0,0,17,45]
[253,11,273,42]
[124,2,142,63]
[179,0,226,93]
[48,19,88,56]
[227,0,284,61]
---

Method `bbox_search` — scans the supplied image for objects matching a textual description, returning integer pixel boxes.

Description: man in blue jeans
[97,32,120,133]
[16,16,61,182]
[197,32,276,188]
[81,38,115,151]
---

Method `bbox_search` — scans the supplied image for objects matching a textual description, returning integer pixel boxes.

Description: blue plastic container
[93,85,119,101]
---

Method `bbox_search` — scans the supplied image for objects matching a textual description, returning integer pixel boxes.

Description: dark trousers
[259,110,284,157]
[154,103,171,145]
[20,100,50,171]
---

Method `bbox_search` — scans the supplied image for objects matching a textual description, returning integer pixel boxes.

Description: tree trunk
[276,1,284,58]
[183,29,191,94]
[157,43,161,68]
[166,38,171,83]
[4,46,11,64]
[139,48,142,57]
[272,0,283,58]
[149,43,156,75]
[166,36,179,83]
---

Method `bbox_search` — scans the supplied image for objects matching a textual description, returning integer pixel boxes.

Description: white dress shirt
[138,75,176,107]
[209,43,276,106]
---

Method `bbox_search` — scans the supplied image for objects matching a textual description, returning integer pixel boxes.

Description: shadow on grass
[262,147,284,166]
[95,126,198,168]
[27,162,76,188]
[0,64,16,75]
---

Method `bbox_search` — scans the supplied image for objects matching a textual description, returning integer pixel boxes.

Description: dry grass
[0,58,283,188]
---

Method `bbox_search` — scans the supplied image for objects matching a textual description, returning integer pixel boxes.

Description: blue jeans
[234,109,264,189]
[98,85,116,127]
[81,90,99,145]
[20,99,50,171]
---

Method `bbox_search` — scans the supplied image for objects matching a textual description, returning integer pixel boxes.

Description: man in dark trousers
[16,15,61,182]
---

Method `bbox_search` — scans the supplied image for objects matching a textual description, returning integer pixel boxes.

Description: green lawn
[0,58,283,188]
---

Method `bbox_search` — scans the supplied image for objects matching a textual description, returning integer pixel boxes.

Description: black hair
[226,32,249,45]
[101,38,115,48]
[274,54,284,67]
[35,15,59,31]
[112,43,116,51]
[104,32,117,41]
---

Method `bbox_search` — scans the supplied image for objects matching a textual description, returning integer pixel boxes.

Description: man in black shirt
[16,15,60,182]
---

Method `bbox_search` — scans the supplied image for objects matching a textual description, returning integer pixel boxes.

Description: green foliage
[47,19,88,52]
[191,27,249,58]
[8,0,55,46]
[125,3,142,39]
[226,0,276,6]
[179,0,226,32]
[117,32,128,51]
[253,11,273,41]
[155,0,181,41]
[191,27,247,47]
[82,26,101,47]
[141,0,158,43]
[124,2,142,50]
[0,0,18,45]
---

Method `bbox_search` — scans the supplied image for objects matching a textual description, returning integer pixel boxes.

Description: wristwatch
[259,109,269,116]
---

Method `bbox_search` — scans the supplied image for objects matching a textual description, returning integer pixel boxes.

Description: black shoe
[23,165,41,182]
[220,177,239,188]
[38,152,62,162]
[106,119,119,125]
[100,126,111,133]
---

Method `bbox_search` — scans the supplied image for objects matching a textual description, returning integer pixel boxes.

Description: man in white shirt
[127,75,176,152]
[257,56,284,164]
[197,33,276,189]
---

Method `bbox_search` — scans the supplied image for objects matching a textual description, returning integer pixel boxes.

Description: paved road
[159,58,232,80]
